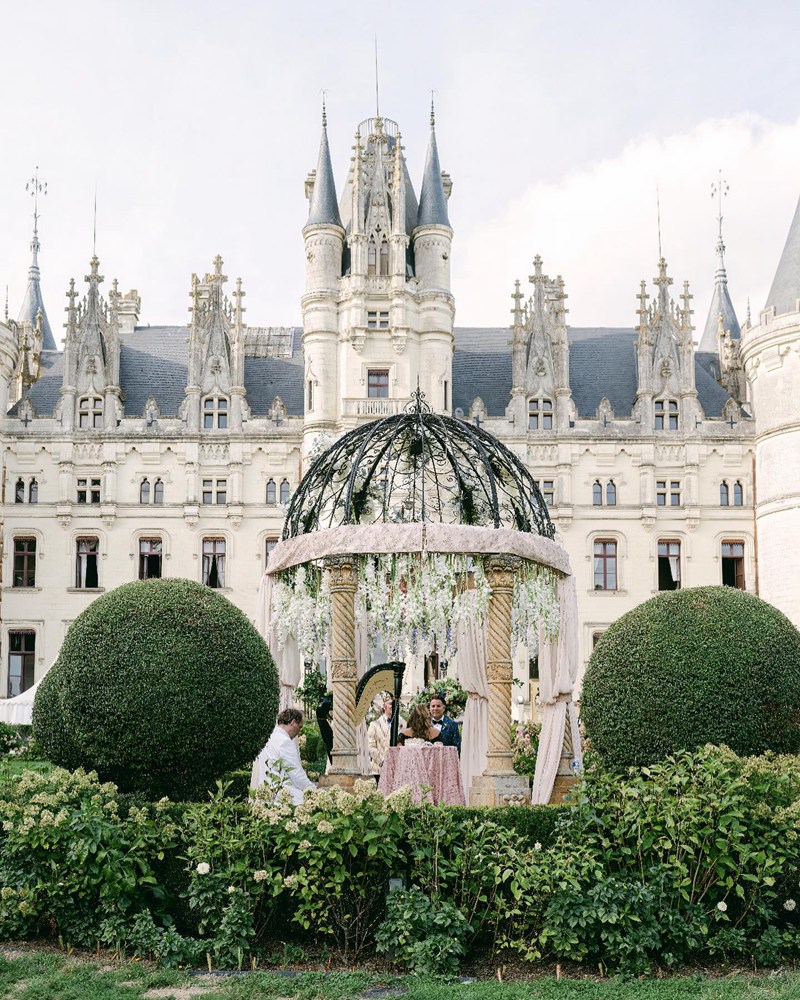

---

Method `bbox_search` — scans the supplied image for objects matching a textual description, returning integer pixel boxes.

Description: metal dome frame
[283,389,554,540]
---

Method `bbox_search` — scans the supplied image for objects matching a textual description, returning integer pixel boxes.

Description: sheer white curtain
[256,573,302,712]
[531,574,582,804]
[356,608,371,775]
[454,591,489,804]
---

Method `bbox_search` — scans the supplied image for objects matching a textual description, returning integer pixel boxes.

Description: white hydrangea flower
[785,899,797,912]
[196,862,211,875]
[716,901,728,912]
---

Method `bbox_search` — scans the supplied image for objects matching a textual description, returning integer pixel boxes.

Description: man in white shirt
[367,696,406,778]
[251,708,316,805]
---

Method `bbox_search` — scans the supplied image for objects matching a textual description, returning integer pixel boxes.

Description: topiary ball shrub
[580,586,800,770]
[32,578,278,798]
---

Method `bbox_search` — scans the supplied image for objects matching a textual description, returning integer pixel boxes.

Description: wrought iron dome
[283,390,554,540]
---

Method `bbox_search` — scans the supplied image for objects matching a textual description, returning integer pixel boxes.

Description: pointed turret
[699,211,740,352]
[765,195,800,316]
[305,103,343,229]
[18,226,56,351]
[416,103,450,228]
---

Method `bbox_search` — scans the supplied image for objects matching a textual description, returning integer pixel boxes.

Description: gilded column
[325,555,360,777]
[484,554,519,775]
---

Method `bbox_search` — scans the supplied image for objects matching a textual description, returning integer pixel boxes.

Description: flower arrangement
[511,721,541,779]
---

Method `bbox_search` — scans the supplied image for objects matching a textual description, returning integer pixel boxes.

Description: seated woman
[397,704,442,745]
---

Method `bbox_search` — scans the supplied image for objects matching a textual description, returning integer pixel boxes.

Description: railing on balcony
[342,397,407,418]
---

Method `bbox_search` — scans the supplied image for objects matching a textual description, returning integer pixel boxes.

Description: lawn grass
[3,951,800,1000]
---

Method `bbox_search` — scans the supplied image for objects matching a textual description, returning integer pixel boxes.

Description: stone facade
[2,106,795,708]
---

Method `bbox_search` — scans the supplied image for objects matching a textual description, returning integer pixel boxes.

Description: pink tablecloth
[378,745,466,805]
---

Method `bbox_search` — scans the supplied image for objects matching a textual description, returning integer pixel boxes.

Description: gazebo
[258,391,582,805]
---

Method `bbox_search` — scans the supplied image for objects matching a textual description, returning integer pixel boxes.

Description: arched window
[78,396,104,429]
[140,479,151,504]
[28,479,38,504]
[720,482,729,506]
[606,481,617,506]
[528,398,553,431]
[367,239,377,275]
[203,396,228,429]
[379,240,389,275]
[733,481,744,506]
[153,479,164,505]
[14,479,25,504]
[592,480,603,506]
[266,479,277,505]
[280,479,291,504]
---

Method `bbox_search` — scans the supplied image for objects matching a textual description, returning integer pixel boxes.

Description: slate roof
[13,325,732,423]
[306,122,343,229]
[698,272,740,353]
[765,195,800,316]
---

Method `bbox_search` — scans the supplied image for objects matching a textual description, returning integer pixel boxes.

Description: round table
[377,744,466,805]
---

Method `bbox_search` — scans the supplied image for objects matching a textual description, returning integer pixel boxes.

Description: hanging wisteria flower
[785,899,797,912]
[196,862,210,875]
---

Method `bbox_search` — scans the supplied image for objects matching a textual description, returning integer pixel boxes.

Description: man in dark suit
[429,694,461,755]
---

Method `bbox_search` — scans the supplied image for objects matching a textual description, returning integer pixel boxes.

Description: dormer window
[367,236,389,276]
[203,396,228,429]
[78,396,104,429]
[528,398,553,431]
[655,399,679,431]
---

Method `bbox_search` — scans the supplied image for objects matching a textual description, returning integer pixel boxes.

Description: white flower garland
[270,554,560,662]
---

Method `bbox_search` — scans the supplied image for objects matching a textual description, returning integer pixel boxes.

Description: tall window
[140,479,151,504]
[528,398,553,430]
[76,478,101,504]
[443,380,449,412]
[139,538,163,580]
[14,478,24,503]
[655,399,679,430]
[266,479,277,504]
[78,396,104,429]
[592,480,602,506]
[656,480,681,507]
[307,380,314,411]
[8,631,35,698]
[593,540,617,591]
[720,481,730,506]
[153,479,165,504]
[202,538,226,588]
[203,396,228,429]
[265,537,278,566]
[657,539,681,591]
[535,479,555,506]
[368,370,389,398]
[202,479,227,504]
[12,538,36,588]
[280,479,291,504]
[76,537,99,588]
[367,237,389,275]
[721,540,745,590]
[606,481,617,506]
[29,479,38,504]
[367,310,389,329]
[733,481,744,506]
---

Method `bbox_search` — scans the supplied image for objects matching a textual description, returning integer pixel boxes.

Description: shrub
[580,586,800,769]
[0,722,22,757]
[32,578,279,798]
[376,886,471,977]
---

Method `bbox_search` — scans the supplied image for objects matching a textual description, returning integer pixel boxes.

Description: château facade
[1,104,798,706]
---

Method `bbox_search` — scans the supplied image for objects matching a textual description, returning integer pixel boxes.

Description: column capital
[325,554,359,589]
[484,553,521,590]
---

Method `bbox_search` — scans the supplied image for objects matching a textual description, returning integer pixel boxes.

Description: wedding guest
[429,694,461,755]
[367,695,406,778]
[398,704,441,745]
[252,708,316,804]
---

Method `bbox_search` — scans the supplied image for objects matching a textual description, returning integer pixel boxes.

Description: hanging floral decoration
[270,553,561,663]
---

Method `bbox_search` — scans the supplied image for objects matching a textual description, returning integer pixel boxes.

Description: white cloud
[455,114,800,335]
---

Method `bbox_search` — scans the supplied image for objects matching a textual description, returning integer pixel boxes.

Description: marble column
[321,555,360,785]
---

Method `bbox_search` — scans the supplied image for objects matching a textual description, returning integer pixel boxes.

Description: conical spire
[306,101,343,228]
[416,101,450,228]
[18,227,56,351]
[698,233,740,352]
[765,194,800,316]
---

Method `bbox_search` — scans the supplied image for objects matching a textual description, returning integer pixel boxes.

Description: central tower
[301,104,454,457]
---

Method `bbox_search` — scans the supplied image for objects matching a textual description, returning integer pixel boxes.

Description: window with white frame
[367,310,389,329]
[266,479,277,505]
[12,537,36,588]
[721,540,745,590]
[203,396,228,429]
[265,537,278,566]
[154,479,165,504]
[367,370,389,398]
[7,630,35,698]
[656,479,681,507]
[78,396,104,429]
[528,398,553,430]
[202,479,227,504]
[593,539,617,591]
[76,537,99,588]
[202,538,226,588]
[140,479,151,504]
[733,481,744,506]
[534,479,555,506]
[139,538,162,580]
[720,481,730,506]
[655,399,679,431]
[657,539,681,591]
[76,478,101,504]
[279,479,291,504]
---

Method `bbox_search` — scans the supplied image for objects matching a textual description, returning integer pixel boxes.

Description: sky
[2,0,800,343]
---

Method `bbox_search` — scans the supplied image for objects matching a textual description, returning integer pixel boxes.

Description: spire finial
[4,285,8,323]
[374,37,380,117]
[26,167,47,240]
[656,185,663,261]
[747,296,751,325]
[92,182,98,258]
[321,90,327,128]
[430,90,436,128]
[711,169,729,244]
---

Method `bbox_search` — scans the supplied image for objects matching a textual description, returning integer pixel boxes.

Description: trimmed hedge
[580,586,800,769]
[33,578,279,798]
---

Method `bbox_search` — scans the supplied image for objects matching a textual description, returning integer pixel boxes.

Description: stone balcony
[342,397,407,418]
